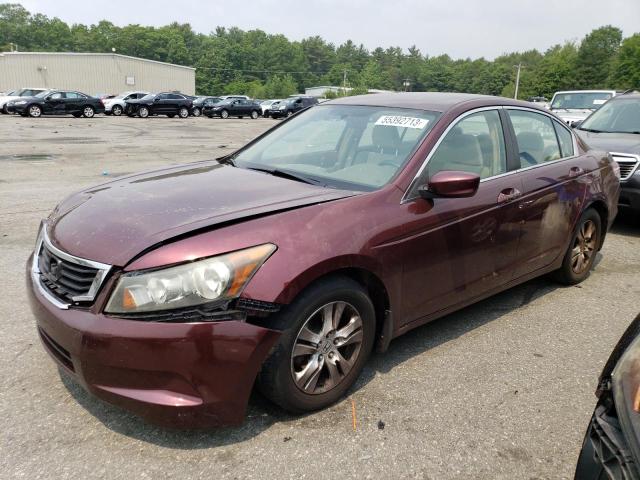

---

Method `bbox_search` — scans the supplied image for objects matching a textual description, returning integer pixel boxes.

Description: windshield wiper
[245,166,322,186]
[578,127,604,133]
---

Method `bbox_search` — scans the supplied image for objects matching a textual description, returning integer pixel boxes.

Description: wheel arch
[583,198,609,250]
[261,259,394,353]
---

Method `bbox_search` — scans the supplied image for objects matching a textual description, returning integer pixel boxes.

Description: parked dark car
[9,90,105,118]
[191,96,221,117]
[27,93,619,428]
[203,98,261,119]
[270,95,318,118]
[125,92,192,118]
[575,92,640,214]
[0,87,48,113]
[575,313,640,479]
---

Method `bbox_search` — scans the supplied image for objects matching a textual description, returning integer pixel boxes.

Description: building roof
[325,92,544,112]
[0,51,195,71]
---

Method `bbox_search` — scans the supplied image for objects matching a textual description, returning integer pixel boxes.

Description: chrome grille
[32,228,111,308]
[612,153,640,181]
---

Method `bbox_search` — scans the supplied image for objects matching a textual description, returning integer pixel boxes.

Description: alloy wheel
[251,110,259,119]
[179,107,189,118]
[112,105,123,116]
[29,105,42,117]
[291,301,364,395]
[571,219,597,274]
[139,107,149,118]
[83,106,94,118]
[192,108,201,117]
[221,110,229,119]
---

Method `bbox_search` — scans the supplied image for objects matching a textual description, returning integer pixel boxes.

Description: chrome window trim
[31,226,112,308]
[402,105,581,203]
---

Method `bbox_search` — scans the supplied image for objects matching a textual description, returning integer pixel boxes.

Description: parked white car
[549,90,617,125]
[0,88,48,113]
[260,99,281,116]
[103,91,149,116]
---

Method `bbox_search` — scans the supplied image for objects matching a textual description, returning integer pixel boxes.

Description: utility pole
[514,63,524,100]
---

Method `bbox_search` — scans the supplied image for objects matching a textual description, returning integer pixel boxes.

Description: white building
[0,52,196,95]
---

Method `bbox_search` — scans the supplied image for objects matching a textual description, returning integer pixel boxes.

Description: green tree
[575,25,622,88]
[609,34,640,89]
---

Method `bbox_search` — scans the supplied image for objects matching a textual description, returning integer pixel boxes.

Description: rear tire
[191,107,201,117]
[553,208,601,285]
[178,107,189,118]
[82,106,95,118]
[257,276,375,413]
[251,110,259,119]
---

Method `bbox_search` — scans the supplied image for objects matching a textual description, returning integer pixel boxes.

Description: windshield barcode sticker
[375,115,429,129]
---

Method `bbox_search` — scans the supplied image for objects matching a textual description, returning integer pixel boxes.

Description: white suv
[550,90,618,125]
[104,91,149,116]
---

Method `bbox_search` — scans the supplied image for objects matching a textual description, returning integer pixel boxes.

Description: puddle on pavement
[0,154,56,161]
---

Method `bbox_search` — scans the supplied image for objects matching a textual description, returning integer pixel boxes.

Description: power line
[209,67,335,76]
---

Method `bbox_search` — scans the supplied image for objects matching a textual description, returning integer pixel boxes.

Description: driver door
[397,108,523,325]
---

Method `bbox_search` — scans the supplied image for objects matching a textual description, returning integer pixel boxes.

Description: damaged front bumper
[27,261,281,428]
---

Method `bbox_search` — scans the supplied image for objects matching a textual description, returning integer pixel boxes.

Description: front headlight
[105,243,276,314]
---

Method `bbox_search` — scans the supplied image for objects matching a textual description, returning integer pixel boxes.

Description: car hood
[575,130,640,155]
[46,161,357,266]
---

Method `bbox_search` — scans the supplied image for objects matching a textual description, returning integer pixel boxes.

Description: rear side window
[427,110,507,180]
[553,122,574,157]
[508,110,561,167]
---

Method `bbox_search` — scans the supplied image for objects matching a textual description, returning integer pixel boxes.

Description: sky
[18,0,640,59]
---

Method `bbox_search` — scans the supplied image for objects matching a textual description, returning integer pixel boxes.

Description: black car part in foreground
[575,313,640,480]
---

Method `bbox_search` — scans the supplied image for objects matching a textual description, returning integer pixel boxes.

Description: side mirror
[153,97,160,102]
[570,120,582,129]
[418,170,480,199]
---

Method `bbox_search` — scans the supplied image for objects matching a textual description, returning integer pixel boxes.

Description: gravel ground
[1,115,638,480]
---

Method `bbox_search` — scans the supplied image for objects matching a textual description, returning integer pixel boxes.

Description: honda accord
[27,93,620,428]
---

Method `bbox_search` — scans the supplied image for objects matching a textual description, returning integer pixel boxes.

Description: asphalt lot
[1,114,639,480]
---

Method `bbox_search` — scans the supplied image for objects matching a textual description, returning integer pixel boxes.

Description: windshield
[551,92,613,110]
[35,91,50,98]
[140,94,156,101]
[232,105,440,191]
[580,98,640,134]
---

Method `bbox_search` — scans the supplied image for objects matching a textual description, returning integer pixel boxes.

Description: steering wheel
[519,151,537,166]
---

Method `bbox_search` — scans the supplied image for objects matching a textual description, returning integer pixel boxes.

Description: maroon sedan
[28,93,620,428]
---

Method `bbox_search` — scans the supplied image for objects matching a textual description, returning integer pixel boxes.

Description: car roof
[552,90,617,95]
[325,92,543,113]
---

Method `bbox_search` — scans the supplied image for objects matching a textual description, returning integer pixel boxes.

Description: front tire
[28,105,42,118]
[138,106,149,118]
[191,107,201,117]
[257,276,375,413]
[111,105,123,116]
[553,208,601,285]
[251,110,259,119]
[220,109,229,119]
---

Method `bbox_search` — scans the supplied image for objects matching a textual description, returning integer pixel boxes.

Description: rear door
[504,108,588,278]
[63,92,84,114]
[398,108,524,323]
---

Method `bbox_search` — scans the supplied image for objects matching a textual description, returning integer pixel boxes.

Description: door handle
[497,187,522,204]
[569,166,584,178]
